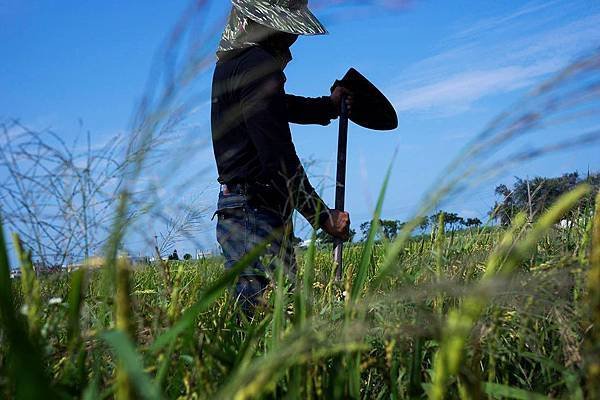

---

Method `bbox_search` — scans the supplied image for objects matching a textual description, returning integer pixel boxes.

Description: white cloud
[394,61,558,113]
[452,0,561,39]
[389,2,600,116]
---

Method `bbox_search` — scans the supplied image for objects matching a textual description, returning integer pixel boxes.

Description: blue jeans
[215,191,296,311]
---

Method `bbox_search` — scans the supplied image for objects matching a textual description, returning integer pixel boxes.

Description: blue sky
[1,0,599,255]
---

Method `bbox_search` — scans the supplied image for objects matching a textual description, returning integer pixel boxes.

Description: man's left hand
[331,86,353,116]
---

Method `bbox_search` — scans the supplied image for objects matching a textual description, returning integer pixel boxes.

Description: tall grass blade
[299,228,318,325]
[585,191,600,398]
[499,185,590,274]
[60,268,88,391]
[167,263,184,323]
[150,241,268,353]
[215,322,366,400]
[0,217,56,399]
[234,315,272,370]
[115,258,135,399]
[67,268,86,347]
[82,380,101,400]
[271,262,286,351]
[483,382,549,400]
[386,339,400,400]
[12,233,41,338]
[430,185,590,400]
[101,330,162,400]
[520,352,584,400]
[342,157,394,399]
[371,214,427,288]
[155,341,176,390]
[430,212,526,400]
[408,337,424,398]
[82,351,102,400]
[350,155,395,303]
[433,212,445,316]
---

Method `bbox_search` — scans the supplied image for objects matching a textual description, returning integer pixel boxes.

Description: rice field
[1,8,600,399]
[1,186,599,399]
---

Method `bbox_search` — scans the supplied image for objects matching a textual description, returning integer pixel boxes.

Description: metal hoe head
[334,67,398,131]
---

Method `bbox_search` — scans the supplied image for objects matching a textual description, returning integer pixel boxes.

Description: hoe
[332,68,398,280]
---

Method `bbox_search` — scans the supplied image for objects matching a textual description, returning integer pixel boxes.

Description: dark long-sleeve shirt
[211,46,337,227]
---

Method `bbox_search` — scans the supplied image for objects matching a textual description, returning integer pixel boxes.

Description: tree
[464,217,482,228]
[359,219,404,241]
[443,213,464,231]
[316,228,355,244]
[417,217,429,234]
[359,221,372,241]
[429,212,443,232]
[381,219,405,240]
[490,171,599,225]
[491,184,515,226]
[428,211,468,232]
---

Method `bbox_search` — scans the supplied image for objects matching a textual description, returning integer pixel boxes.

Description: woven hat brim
[232,0,328,35]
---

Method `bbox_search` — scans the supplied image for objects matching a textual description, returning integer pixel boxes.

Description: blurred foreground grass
[1,188,599,399]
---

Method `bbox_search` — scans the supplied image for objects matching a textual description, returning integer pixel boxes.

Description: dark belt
[221,182,273,196]
[221,183,248,195]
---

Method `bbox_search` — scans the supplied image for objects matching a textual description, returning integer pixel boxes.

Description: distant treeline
[490,171,599,226]
[315,170,599,243]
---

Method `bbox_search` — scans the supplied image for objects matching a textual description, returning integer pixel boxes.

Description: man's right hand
[322,209,351,241]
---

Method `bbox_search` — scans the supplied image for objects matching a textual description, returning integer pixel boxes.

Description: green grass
[1,189,599,399]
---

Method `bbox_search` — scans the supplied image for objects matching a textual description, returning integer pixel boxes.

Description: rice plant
[1,180,599,398]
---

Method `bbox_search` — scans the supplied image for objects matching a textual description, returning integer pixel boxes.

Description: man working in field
[211,0,351,312]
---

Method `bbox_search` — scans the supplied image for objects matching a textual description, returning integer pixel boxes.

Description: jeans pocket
[213,192,247,220]
[215,192,250,270]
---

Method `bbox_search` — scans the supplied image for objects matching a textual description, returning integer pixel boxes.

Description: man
[211,0,351,312]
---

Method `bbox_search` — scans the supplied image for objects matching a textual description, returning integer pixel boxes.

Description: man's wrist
[324,96,339,119]
[317,207,331,229]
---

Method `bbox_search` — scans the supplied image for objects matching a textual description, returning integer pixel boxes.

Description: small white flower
[48,297,63,305]
[342,291,348,298]
[20,304,29,315]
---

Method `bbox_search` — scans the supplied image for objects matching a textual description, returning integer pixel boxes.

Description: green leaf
[483,382,549,400]
[298,227,318,326]
[101,330,162,400]
[270,262,286,350]
[0,216,57,399]
[150,241,268,353]
[350,155,395,302]
[67,268,86,346]
[429,186,590,400]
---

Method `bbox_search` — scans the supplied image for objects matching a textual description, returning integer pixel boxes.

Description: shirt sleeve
[239,54,330,227]
[286,94,339,126]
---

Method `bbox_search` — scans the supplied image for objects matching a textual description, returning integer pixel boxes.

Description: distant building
[196,250,213,260]
[298,239,318,249]
[128,255,150,265]
[149,256,169,263]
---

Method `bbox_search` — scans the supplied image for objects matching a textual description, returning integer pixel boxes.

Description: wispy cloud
[315,0,413,24]
[453,0,561,39]
[390,1,600,116]
[315,0,412,11]
[394,60,559,113]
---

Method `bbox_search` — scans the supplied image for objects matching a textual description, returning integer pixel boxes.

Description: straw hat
[231,0,327,35]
